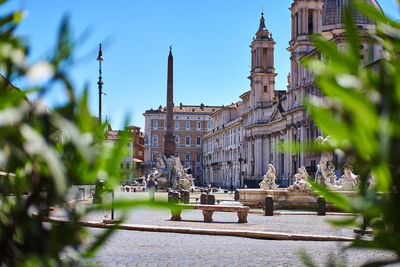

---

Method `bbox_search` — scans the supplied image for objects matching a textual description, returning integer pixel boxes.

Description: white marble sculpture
[288,166,311,192]
[314,136,339,190]
[259,164,279,190]
[336,164,359,191]
[156,154,194,190]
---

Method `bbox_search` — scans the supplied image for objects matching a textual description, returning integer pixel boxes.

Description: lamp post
[97,43,104,124]
[239,144,243,188]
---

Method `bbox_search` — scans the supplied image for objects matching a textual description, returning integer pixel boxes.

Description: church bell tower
[249,12,277,108]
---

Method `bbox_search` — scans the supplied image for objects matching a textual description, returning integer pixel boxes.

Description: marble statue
[336,163,360,191]
[314,136,339,190]
[259,164,279,190]
[155,153,194,190]
[288,166,311,192]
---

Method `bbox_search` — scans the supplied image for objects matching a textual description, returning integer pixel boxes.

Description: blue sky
[3,0,399,130]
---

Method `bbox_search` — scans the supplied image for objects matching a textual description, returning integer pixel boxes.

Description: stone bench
[170,204,250,223]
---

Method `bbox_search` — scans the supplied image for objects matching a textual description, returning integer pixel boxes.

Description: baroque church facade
[202,0,383,188]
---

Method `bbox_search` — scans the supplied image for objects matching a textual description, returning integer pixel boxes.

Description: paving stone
[84,229,398,267]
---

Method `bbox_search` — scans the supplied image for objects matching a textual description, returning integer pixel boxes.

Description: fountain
[155,154,194,190]
[237,136,361,209]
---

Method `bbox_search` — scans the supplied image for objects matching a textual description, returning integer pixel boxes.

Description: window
[153,120,158,129]
[185,153,191,162]
[196,153,201,163]
[308,10,314,34]
[138,151,142,156]
[152,154,157,161]
[197,121,201,130]
[207,121,211,129]
[175,121,180,130]
[152,135,158,147]
[175,135,180,145]
[186,121,190,130]
[185,136,190,146]
[120,163,123,169]
[126,163,130,169]
[196,136,201,145]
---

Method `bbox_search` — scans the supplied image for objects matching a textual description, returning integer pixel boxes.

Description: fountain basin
[237,189,357,211]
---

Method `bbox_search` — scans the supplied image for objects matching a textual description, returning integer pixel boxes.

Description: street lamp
[239,144,243,188]
[97,43,106,124]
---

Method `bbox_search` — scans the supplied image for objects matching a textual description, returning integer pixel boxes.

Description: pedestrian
[147,176,156,201]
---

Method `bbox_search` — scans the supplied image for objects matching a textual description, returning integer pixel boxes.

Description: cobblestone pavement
[72,191,354,238]
[85,229,398,267]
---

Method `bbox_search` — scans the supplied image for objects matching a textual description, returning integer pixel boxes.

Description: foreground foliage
[0,2,145,266]
[304,1,400,266]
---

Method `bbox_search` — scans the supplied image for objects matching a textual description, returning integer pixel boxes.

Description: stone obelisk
[163,46,176,157]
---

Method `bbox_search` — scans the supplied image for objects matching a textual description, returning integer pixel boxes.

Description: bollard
[317,196,326,216]
[92,180,104,204]
[207,194,216,205]
[200,192,208,204]
[265,195,274,216]
[168,191,174,203]
[179,190,183,202]
[172,192,180,204]
[184,190,190,204]
[234,190,240,201]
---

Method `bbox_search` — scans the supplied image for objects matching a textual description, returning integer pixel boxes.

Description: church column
[291,15,294,39]
[318,9,322,33]
[254,136,263,178]
[299,9,303,35]
[271,134,276,171]
[300,125,306,167]
[288,130,293,179]
[263,136,270,174]
[298,62,302,84]
[304,8,308,34]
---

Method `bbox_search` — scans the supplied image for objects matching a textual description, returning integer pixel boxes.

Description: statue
[314,136,339,190]
[155,153,194,190]
[259,164,279,190]
[336,163,359,191]
[288,166,311,192]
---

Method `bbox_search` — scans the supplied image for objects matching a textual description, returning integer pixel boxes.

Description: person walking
[147,176,156,201]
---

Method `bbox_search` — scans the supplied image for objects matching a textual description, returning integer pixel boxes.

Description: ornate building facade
[203,0,384,188]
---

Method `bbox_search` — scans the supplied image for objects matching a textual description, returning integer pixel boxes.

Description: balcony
[211,162,221,167]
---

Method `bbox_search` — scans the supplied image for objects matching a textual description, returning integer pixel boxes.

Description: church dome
[322,0,382,31]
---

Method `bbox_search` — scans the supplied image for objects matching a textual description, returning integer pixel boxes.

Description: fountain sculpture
[155,154,193,190]
[287,166,311,192]
[259,164,279,190]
